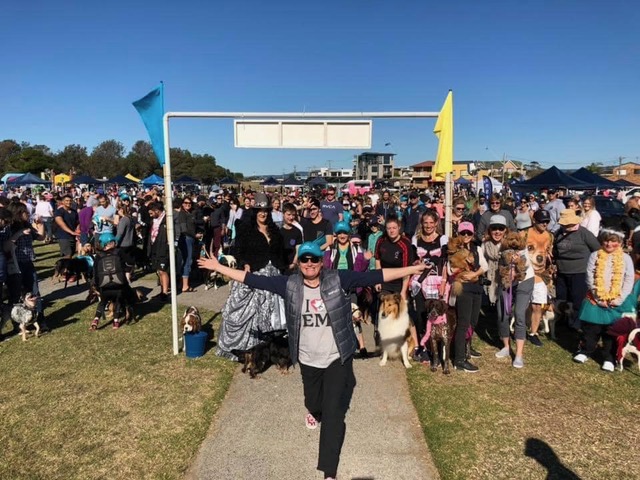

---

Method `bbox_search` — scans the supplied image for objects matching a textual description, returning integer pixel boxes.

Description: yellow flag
[433,90,453,175]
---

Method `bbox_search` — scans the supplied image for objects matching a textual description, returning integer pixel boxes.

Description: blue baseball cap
[297,241,323,259]
[99,232,117,248]
[334,221,350,234]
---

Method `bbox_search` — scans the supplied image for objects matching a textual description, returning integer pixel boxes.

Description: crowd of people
[3,183,640,373]
[3,181,640,480]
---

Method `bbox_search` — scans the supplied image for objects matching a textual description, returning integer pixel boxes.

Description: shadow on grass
[524,438,581,479]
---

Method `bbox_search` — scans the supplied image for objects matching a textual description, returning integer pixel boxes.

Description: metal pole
[163,113,180,355]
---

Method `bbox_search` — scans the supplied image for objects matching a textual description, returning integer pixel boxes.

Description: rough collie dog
[378,293,413,368]
[204,254,237,290]
[181,306,202,334]
[421,298,457,374]
[11,293,40,342]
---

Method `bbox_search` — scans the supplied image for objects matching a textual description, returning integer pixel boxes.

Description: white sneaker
[601,361,614,372]
[573,353,588,364]
[495,347,510,359]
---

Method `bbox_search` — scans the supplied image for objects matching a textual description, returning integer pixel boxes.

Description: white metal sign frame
[163,110,439,355]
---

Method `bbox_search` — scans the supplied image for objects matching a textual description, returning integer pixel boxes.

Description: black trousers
[299,357,356,477]
[581,322,615,363]
[454,290,482,363]
[555,272,588,329]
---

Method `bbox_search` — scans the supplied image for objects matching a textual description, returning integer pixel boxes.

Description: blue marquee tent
[141,173,164,186]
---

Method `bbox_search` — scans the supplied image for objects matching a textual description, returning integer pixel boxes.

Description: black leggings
[455,290,482,363]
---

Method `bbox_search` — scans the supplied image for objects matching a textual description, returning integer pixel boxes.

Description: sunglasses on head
[459,231,473,236]
[299,256,321,264]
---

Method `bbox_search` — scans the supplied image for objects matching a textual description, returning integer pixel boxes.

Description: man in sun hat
[198,240,426,480]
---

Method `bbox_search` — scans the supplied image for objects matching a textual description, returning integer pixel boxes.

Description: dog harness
[420,313,447,347]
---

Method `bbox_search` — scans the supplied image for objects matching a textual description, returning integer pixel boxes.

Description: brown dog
[447,236,475,296]
[499,232,528,287]
[422,298,457,374]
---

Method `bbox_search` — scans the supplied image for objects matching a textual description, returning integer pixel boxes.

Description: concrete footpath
[39,277,439,480]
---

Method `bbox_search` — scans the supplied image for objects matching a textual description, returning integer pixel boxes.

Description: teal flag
[132,83,166,166]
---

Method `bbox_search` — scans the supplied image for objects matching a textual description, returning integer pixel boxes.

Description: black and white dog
[204,254,237,290]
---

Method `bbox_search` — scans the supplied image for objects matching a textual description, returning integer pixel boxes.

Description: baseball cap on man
[533,209,551,223]
[458,221,474,234]
[297,241,323,259]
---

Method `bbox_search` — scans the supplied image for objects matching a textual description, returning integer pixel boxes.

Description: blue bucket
[184,331,208,358]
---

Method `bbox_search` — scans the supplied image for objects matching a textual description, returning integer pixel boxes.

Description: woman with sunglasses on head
[216,193,287,361]
[476,194,516,241]
[449,221,488,372]
[450,196,469,237]
[198,240,426,480]
[175,197,197,293]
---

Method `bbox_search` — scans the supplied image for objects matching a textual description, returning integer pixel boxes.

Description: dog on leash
[53,257,90,287]
[204,254,237,290]
[11,293,40,341]
[378,293,414,369]
[356,286,374,324]
[181,306,202,334]
[421,298,457,374]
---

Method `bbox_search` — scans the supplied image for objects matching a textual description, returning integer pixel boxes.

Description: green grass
[0,243,237,479]
[407,314,640,480]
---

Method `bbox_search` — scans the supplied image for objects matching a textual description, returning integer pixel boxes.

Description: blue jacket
[245,269,384,365]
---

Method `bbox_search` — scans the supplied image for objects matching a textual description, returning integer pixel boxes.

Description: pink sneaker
[304,412,318,430]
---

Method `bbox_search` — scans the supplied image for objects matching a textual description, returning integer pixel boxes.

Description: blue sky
[2,0,639,175]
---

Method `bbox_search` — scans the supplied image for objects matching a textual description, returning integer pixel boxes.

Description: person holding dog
[198,240,426,480]
[448,221,488,372]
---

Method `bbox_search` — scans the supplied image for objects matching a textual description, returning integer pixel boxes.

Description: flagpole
[444,172,452,237]
[163,113,180,355]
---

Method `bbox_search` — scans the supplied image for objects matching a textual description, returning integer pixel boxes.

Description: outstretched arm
[381,263,426,283]
[197,256,247,284]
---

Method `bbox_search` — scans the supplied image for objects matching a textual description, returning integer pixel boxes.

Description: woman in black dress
[216,193,287,360]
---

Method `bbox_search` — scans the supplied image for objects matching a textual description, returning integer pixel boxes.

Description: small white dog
[619,328,640,372]
[377,293,413,369]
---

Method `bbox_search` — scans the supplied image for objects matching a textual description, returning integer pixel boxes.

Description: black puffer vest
[285,270,357,366]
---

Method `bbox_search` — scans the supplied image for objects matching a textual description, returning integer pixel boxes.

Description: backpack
[95,252,126,290]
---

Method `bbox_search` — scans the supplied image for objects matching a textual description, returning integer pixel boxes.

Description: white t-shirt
[298,285,339,368]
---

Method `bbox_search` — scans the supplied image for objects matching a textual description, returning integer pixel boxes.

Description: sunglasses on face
[455,207,465,211]
[299,256,321,264]
[539,220,550,225]
[459,231,473,236]
[490,202,501,205]
[490,226,506,231]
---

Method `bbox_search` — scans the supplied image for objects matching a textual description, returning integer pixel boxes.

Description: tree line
[0,139,243,184]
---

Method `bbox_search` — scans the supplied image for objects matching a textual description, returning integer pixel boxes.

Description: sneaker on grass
[512,356,524,369]
[573,353,588,364]
[527,333,543,347]
[495,347,510,359]
[90,318,99,331]
[601,361,614,372]
[454,361,479,373]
